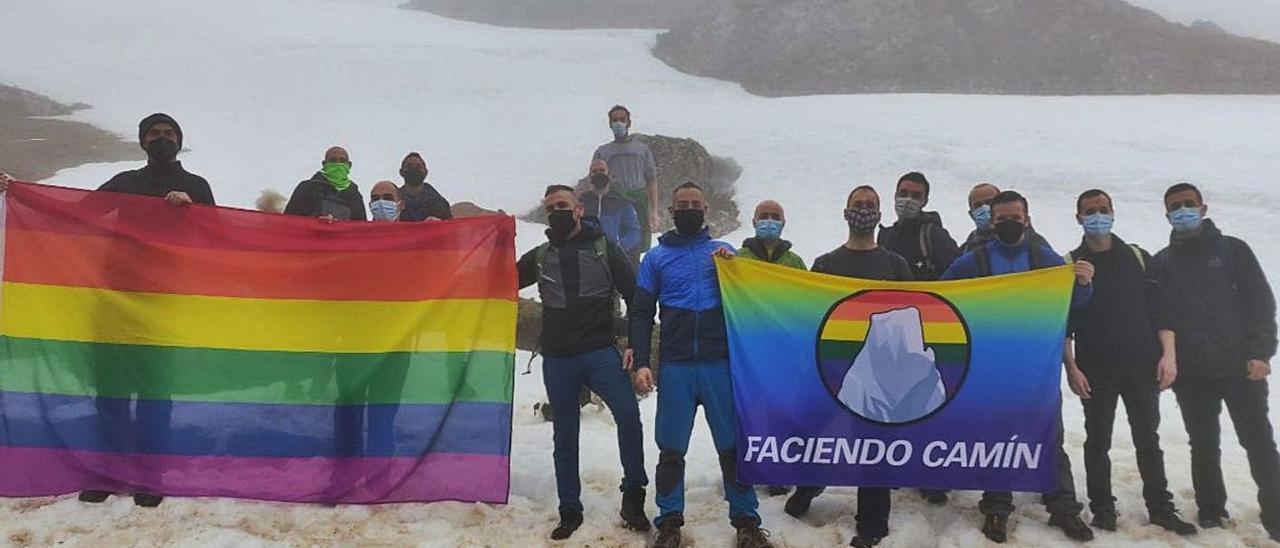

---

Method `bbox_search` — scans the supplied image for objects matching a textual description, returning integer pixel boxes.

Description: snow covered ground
[1,0,1279,545]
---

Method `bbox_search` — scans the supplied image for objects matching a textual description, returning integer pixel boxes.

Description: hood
[742,237,793,262]
[658,226,712,247]
[893,210,943,228]
[546,215,604,245]
[1169,218,1222,247]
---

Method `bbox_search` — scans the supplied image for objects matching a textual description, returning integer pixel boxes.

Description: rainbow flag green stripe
[0,336,514,405]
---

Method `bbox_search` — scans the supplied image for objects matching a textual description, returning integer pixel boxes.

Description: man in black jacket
[1152,183,1280,540]
[517,185,649,541]
[284,146,366,221]
[1063,189,1195,535]
[877,172,961,281]
[78,113,216,509]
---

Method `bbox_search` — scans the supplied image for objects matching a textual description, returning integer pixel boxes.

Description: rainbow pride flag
[718,257,1073,491]
[0,182,515,504]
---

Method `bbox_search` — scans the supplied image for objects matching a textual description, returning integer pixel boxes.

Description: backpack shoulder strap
[918,222,936,273]
[1129,244,1146,272]
[535,242,552,270]
[594,237,614,286]
[1028,242,1043,270]
[975,244,992,277]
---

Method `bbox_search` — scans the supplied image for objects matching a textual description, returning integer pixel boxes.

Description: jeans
[1174,376,1280,532]
[1080,368,1174,515]
[544,346,648,514]
[653,360,760,526]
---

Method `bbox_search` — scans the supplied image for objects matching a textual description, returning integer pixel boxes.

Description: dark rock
[0,84,138,182]
[653,0,1280,96]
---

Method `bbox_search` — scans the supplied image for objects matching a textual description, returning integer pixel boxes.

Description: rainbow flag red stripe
[0,182,516,504]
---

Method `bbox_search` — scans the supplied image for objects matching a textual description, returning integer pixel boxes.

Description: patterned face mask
[844,207,881,234]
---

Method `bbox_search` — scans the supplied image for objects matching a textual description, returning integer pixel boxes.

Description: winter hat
[138,113,183,149]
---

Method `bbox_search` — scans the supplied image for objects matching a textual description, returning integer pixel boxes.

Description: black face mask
[547,210,577,240]
[401,169,427,185]
[145,138,179,163]
[590,173,609,190]
[672,209,705,236]
[994,219,1026,245]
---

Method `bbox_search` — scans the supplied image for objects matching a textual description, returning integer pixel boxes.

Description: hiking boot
[734,524,773,548]
[620,487,650,532]
[849,535,882,547]
[550,511,583,541]
[920,489,949,505]
[1090,509,1118,532]
[784,486,823,518]
[133,493,164,508]
[1150,511,1196,536]
[1048,513,1095,542]
[982,514,1009,543]
[766,485,791,497]
[1197,509,1228,529]
[651,520,682,548]
[78,490,109,503]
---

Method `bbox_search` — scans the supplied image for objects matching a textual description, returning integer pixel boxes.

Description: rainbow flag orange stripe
[0,182,516,504]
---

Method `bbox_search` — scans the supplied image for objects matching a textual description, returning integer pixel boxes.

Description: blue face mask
[970,204,991,231]
[754,219,783,240]
[1168,207,1203,233]
[1082,213,1114,237]
[610,121,628,139]
[370,199,399,222]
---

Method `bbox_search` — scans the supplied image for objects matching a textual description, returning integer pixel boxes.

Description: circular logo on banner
[816,290,971,425]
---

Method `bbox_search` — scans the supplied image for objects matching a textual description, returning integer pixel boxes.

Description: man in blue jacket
[628,182,771,548]
[941,190,1096,544]
[581,159,643,265]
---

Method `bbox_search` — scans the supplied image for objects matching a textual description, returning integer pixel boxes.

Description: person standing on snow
[630,183,772,548]
[581,159,643,266]
[518,185,650,541]
[284,146,366,221]
[940,190,1096,544]
[784,185,910,548]
[960,182,1049,255]
[1063,189,1196,536]
[593,105,660,255]
[875,171,959,505]
[738,200,806,270]
[1151,183,1280,541]
[396,152,451,222]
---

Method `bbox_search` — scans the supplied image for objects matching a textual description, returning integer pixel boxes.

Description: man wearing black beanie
[78,113,215,509]
[97,112,215,206]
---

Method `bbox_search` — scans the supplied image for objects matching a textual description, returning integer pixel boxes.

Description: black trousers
[1174,376,1280,532]
[1080,369,1174,515]
[980,405,1083,517]
[793,486,890,538]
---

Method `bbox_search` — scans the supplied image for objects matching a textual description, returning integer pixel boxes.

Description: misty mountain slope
[1123,0,1280,43]
[653,0,1280,96]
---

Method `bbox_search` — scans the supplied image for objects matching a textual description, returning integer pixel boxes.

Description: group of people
[519,164,1279,546]
[0,107,1276,548]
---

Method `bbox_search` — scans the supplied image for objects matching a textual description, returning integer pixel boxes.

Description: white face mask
[370,199,399,222]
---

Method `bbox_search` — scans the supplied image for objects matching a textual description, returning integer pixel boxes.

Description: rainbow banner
[717,257,1073,491]
[0,182,516,504]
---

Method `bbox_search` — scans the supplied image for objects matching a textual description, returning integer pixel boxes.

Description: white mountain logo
[836,307,947,424]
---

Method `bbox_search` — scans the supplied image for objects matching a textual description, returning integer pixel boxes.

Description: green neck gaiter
[322,162,352,192]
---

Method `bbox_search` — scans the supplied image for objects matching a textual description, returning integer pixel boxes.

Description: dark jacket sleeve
[1141,248,1174,332]
[628,255,660,369]
[606,241,637,307]
[1231,238,1278,361]
[516,248,538,290]
[619,202,642,254]
[893,254,916,282]
[348,188,367,222]
[189,177,216,206]
[930,225,962,273]
[283,182,316,217]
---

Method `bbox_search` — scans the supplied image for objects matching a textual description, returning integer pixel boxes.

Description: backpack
[534,236,614,286]
[918,222,938,276]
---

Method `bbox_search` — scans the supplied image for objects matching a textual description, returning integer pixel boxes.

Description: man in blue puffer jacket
[628,182,772,548]
[582,159,644,265]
